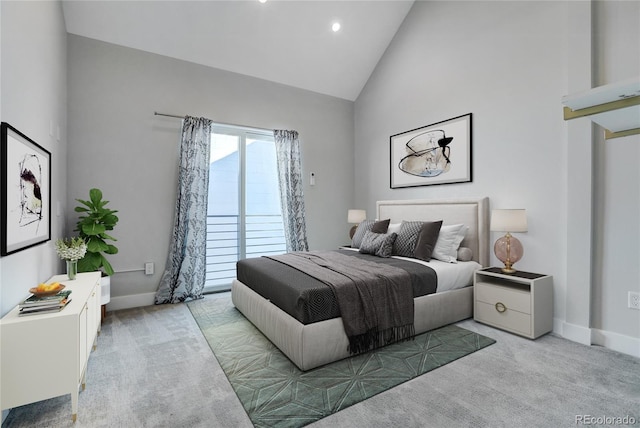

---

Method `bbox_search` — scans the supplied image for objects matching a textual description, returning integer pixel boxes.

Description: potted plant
[54,236,87,280]
[75,188,119,276]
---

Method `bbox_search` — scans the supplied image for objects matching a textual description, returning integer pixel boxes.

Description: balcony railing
[206,214,286,290]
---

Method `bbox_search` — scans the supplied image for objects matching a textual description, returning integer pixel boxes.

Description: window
[206,125,285,292]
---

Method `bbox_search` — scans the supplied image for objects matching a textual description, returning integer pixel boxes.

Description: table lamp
[347,209,366,239]
[490,209,527,273]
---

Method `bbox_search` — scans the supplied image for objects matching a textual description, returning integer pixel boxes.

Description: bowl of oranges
[29,282,65,297]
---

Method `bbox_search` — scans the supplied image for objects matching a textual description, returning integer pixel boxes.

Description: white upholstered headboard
[376,197,490,267]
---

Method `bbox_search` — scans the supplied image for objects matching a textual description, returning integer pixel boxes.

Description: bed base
[231,279,473,371]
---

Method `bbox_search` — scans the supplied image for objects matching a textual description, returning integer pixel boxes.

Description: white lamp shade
[347,209,366,224]
[490,209,527,233]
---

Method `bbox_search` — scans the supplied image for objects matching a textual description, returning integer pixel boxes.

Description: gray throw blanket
[266,251,415,354]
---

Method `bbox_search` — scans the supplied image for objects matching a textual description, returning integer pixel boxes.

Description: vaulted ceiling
[62,1,415,101]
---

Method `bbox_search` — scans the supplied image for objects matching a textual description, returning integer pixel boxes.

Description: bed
[231,197,490,371]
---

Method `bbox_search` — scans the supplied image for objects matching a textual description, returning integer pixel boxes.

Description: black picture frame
[1,122,51,256]
[390,113,472,188]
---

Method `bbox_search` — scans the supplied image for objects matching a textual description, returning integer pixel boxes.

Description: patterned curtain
[274,130,309,252]
[155,116,212,304]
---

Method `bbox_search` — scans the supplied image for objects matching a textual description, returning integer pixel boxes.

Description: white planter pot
[100,275,111,306]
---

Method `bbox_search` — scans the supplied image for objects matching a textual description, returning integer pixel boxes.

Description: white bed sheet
[403,258,480,292]
[340,247,480,293]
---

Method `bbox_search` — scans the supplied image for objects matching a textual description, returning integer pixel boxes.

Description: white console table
[1,272,101,422]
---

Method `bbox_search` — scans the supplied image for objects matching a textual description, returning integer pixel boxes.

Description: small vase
[66,260,78,280]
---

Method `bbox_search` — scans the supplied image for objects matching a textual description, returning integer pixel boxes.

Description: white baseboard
[552,317,564,337]
[104,289,228,312]
[106,292,156,311]
[556,319,640,358]
[560,320,592,346]
[591,328,640,359]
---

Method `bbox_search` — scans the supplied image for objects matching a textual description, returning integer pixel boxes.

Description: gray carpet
[3,292,639,428]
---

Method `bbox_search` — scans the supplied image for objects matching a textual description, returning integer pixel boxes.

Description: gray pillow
[414,221,443,261]
[392,221,424,257]
[371,218,390,234]
[359,231,397,258]
[351,219,390,248]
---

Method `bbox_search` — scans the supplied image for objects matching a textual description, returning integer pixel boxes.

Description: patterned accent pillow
[359,231,398,258]
[392,221,424,257]
[351,219,390,248]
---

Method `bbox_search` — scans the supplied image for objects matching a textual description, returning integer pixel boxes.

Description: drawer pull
[495,302,507,313]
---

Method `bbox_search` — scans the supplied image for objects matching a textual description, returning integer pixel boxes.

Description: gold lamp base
[349,225,358,239]
[501,265,516,274]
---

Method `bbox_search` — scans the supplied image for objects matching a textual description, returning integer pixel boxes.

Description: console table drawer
[475,282,531,314]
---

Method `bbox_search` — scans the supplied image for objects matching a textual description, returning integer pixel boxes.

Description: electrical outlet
[144,262,154,275]
[629,291,640,310]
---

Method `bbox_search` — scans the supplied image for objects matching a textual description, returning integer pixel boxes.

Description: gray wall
[67,35,354,308]
[354,0,640,352]
[591,0,640,340]
[0,1,67,316]
[355,0,569,314]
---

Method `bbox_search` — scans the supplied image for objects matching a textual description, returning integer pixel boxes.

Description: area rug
[187,295,495,428]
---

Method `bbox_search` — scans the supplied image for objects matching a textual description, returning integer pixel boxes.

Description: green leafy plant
[75,188,119,275]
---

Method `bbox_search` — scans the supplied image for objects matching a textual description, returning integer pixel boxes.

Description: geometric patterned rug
[187,295,495,428]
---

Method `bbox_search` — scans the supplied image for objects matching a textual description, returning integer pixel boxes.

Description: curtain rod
[154,111,272,133]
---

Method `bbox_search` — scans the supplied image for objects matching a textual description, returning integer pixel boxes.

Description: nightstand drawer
[475,301,531,336]
[475,282,531,314]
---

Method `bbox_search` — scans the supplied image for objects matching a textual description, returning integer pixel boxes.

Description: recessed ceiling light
[332,22,341,32]
[258,0,267,3]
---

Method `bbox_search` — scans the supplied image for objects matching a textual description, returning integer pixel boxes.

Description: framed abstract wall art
[390,113,472,188]
[1,122,51,256]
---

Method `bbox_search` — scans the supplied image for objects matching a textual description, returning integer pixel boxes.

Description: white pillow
[387,222,402,235]
[432,224,468,263]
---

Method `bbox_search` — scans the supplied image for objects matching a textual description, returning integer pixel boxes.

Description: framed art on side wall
[390,113,472,188]
[1,122,51,256]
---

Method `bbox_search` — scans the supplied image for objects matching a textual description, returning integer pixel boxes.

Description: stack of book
[19,290,72,316]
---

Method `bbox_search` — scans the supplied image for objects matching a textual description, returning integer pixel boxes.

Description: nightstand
[474,267,553,339]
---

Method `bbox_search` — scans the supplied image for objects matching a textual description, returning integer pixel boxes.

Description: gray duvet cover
[235,249,437,325]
